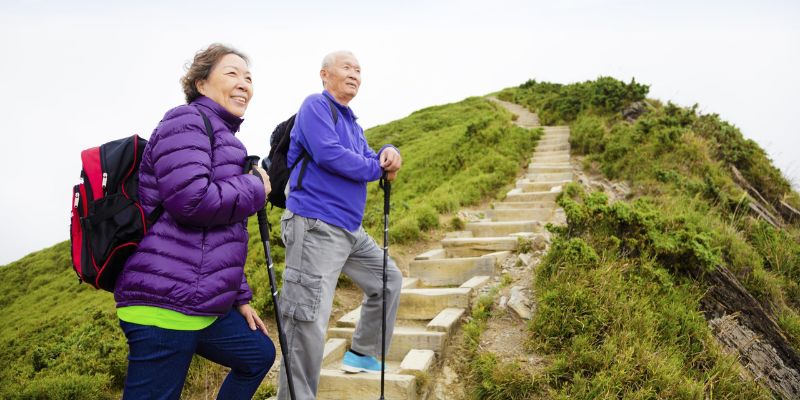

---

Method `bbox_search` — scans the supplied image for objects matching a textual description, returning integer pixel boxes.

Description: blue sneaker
[341,350,382,374]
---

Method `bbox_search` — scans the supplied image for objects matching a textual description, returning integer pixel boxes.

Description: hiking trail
[306,97,573,399]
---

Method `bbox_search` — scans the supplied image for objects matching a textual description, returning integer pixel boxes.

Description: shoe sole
[341,364,381,374]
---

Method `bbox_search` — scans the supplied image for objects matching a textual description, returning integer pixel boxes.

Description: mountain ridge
[1,77,798,399]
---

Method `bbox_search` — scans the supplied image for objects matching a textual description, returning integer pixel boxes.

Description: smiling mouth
[231,96,248,105]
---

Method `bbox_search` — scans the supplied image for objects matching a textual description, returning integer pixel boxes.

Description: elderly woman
[114,44,274,399]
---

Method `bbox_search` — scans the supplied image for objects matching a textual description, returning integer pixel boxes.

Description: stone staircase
[314,99,571,399]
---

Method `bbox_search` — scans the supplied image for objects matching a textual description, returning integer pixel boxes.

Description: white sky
[1,0,798,265]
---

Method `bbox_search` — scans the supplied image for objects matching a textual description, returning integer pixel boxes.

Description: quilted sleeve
[150,110,266,227]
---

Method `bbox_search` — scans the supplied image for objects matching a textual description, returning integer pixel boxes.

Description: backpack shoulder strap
[293,96,340,191]
[325,95,339,126]
[147,106,215,225]
[195,108,215,144]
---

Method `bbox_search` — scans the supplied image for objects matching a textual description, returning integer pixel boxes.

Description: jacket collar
[323,90,358,120]
[191,96,245,132]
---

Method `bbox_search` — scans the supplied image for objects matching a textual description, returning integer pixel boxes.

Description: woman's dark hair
[181,43,249,103]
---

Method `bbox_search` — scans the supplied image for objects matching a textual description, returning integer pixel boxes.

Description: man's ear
[320,69,328,87]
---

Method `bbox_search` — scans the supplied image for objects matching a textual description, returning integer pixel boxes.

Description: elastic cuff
[378,144,399,156]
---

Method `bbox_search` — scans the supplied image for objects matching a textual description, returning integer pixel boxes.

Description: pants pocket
[280,210,294,245]
[303,217,323,232]
[279,267,322,322]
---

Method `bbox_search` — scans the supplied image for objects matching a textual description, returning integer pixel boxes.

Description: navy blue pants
[119,309,276,400]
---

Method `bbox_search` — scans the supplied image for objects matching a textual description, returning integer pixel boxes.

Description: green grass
[529,185,772,399]
[464,77,800,399]
[5,77,798,398]
[362,96,540,243]
[0,96,538,398]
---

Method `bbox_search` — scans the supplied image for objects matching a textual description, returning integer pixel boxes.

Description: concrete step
[542,125,569,135]
[518,180,571,192]
[399,287,472,319]
[527,164,572,174]
[445,230,473,239]
[524,172,574,182]
[465,220,543,237]
[408,256,494,286]
[533,150,570,158]
[426,307,466,334]
[538,141,569,148]
[531,154,570,163]
[336,287,472,326]
[402,277,421,289]
[488,208,554,222]
[318,368,417,400]
[491,201,553,209]
[415,248,445,260]
[541,132,570,139]
[335,273,463,327]
[505,189,560,202]
[535,142,570,152]
[536,137,570,146]
[318,341,435,400]
[327,325,447,360]
[460,275,491,292]
[338,300,468,334]
[441,236,519,257]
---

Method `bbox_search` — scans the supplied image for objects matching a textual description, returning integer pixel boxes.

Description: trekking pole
[245,156,297,400]
[378,171,391,400]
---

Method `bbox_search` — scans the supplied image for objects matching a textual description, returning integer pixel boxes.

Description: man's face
[322,53,361,104]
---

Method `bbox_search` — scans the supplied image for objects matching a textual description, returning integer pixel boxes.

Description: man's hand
[237,303,269,336]
[380,148,402,181]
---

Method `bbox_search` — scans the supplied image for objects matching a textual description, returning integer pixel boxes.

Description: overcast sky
[1,0,798,265]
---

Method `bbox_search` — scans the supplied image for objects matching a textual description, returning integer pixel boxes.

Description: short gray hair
[321,50,356,70]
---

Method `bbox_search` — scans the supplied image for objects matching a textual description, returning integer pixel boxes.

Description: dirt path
[489,97,540,128]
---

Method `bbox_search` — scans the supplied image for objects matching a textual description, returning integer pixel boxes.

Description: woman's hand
[250,166,271,197]
[237,303,269,336]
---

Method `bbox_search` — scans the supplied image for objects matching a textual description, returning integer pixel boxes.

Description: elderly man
[276,50,403,399]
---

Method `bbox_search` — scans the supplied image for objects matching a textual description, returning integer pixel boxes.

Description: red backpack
[70,109,213,291]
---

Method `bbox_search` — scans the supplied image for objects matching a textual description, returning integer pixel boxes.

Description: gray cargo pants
[276,210,402,400]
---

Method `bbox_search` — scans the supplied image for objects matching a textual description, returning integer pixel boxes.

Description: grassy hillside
[5,78,797,399]
[460,79,800,398]
[0,96,537,399]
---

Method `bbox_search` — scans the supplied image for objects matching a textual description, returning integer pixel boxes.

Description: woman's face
[197,53,253,117]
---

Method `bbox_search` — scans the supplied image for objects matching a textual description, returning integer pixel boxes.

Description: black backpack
[69,109,214,291]
[263,96,339,208]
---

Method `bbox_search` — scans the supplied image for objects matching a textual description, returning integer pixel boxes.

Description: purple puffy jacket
[114,96,266,316]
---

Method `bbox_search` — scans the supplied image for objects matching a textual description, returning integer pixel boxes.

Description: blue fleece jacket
[286,91,395,231]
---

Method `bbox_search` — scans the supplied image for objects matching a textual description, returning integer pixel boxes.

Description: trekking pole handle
[243,155,272,243]
[380,171,391,214]
[243,155,260,174]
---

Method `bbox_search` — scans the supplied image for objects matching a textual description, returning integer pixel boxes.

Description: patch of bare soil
[571,155,631,202]
[479,254,545,369]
